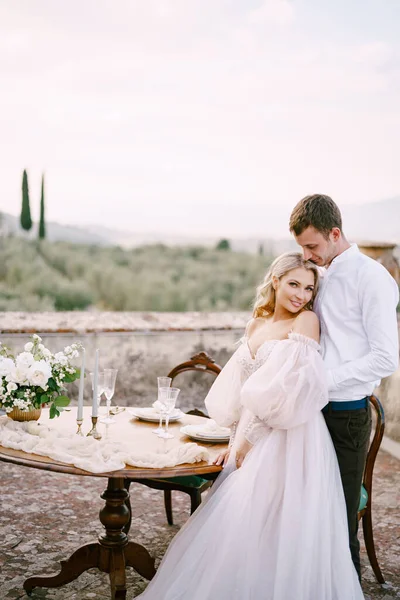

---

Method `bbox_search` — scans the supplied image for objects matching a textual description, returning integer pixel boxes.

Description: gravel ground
[0,450,398,599]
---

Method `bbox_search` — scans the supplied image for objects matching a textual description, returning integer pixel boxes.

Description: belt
[322,398,369,413]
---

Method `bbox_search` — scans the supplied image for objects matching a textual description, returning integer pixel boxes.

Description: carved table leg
[24,543,100,594]
[124,541,157,580]
[24,477,156,599]
[98,477,155,597]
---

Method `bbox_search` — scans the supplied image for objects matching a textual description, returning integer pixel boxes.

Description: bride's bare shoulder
[292,311,320,342]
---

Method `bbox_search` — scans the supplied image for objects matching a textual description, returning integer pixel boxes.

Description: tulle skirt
[138,413,364,600]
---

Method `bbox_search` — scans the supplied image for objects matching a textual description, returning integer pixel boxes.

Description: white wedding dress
[138,333,364,600]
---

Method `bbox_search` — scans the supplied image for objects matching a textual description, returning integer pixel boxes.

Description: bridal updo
[253,252,319,318]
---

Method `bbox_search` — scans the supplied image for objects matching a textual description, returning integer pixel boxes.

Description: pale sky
[1,0,399,237]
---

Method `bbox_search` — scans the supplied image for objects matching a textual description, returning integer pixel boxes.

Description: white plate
[128,407,183,423]
[180,425,230,443]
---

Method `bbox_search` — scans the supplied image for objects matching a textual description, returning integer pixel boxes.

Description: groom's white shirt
[313,243,399,401]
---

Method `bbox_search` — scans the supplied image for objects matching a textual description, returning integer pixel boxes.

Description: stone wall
[1,311,399,440]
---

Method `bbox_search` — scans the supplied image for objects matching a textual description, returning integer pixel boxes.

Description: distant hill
[1,196,399,252]
[0,212,109,246]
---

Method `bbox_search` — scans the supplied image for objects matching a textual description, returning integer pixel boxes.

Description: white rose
[43,348,52,359]
[27,360,52,388]
[0,357,15,377]
[7,365,30,385]
[54,352,68,366]
[17,352,35,369]
[7,382,18,393]
[24,342,34,352]
[38,344,45,351]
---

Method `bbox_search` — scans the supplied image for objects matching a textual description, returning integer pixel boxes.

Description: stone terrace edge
[0,311,251,334]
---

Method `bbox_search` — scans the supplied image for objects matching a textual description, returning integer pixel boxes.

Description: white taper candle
[77,347,85,421]
[92,349,99,417]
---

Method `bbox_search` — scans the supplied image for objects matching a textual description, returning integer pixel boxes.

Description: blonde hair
[253,252,319,318]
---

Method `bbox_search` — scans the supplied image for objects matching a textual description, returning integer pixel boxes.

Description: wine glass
[152,376,172,435]
[100,369,118,424]
[90,371,106,413]
[158,387,180,439]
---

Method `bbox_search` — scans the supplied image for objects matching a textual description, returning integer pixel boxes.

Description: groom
[289,194,399,579]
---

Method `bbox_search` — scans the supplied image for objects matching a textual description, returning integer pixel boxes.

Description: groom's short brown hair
[289,194,343,238]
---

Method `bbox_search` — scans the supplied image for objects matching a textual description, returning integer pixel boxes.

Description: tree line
[0,237,273,312]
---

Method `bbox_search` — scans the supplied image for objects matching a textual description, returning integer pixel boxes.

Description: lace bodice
[237,338,280,380]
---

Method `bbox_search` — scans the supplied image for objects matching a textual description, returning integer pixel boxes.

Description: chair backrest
[167,352,221,418]
[363,395,385,497]
[168,351,222,380]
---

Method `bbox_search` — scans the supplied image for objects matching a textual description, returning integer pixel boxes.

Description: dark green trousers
[323,404,372,579]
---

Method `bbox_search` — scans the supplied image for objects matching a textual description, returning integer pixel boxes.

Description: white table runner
[0,416,210,473]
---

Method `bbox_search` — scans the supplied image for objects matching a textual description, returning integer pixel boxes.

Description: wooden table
[0,407,225,599]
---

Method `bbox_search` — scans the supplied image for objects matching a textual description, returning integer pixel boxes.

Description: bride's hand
[235,439,253,469]
[213,449,230,467]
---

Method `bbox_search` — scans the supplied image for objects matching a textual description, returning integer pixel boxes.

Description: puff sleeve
[204,349,244,428]
[241,333,328,431]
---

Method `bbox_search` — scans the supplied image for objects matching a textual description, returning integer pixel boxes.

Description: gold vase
[7,408,42,422]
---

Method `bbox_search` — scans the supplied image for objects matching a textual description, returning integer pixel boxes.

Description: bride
[138,252,364,600]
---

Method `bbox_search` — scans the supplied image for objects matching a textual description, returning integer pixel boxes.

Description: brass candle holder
[87,416,102,440]
[76,419,84,436]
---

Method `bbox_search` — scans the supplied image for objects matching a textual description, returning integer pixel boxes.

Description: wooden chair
[124,352,222,532]
[357,394,385,583]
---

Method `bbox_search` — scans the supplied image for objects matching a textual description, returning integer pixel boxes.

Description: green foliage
[39,174,46,239]
[216,238,231,251]
[0,237,274,312]
[49,404,59,419]
[54,395,70,407]
[52,280,93,311]
[20,169,32,231]
[43,391,72,419]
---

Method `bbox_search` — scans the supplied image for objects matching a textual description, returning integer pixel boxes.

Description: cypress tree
[39,174,46,239]
[20,169,32,231]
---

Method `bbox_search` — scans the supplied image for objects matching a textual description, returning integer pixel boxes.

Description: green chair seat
[358,485,368,512]
[158,475,209,489]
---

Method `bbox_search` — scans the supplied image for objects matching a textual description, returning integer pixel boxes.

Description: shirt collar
[327,243,359,270]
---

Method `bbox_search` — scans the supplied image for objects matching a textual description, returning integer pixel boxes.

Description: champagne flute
[100,369,118,425]
[158,387,180,439]
[152,376,172,434]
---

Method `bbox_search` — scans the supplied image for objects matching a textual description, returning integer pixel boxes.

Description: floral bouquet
[0,334,81,419]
